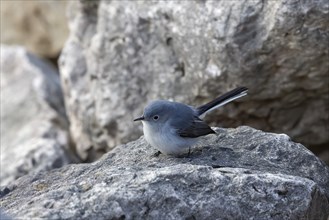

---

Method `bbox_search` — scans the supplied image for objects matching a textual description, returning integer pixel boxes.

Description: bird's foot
[186,148,192,157]
[153,151,162,157]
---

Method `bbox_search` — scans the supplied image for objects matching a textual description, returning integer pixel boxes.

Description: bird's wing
[176,117,216,138]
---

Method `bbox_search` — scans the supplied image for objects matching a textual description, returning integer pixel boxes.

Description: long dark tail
[196,87,248,116]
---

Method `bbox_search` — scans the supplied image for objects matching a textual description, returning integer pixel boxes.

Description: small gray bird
[134,87,248,155]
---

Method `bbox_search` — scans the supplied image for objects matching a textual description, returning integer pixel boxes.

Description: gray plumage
[134,87,248,155]
[143,100,215,138]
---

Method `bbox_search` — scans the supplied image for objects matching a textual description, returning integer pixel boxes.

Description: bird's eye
[153,115,159,121]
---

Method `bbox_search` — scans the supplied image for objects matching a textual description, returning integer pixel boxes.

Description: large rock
[0,45,77,187]
[0,210,11,220]
[1,126,328,219]
[59,0,329,161]
[0,1,69,58]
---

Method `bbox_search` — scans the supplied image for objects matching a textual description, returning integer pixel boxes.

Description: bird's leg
[154,151,162,157]
[187,147,191,157]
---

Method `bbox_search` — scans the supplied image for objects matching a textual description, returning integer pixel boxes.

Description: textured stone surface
[59,0,329,161]
[0,45,77,187]
[0,210,11,220]
[0,1,69,58]
[1,127,329,219]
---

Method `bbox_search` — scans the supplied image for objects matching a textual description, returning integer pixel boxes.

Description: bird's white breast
[142,121,197,155]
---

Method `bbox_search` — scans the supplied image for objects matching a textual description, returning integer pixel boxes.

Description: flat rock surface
[1,126,328,219]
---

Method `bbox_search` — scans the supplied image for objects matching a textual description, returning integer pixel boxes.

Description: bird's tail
[196,87,248,116]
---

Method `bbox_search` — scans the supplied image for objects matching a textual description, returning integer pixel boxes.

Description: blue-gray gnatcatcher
[134,87,248,155]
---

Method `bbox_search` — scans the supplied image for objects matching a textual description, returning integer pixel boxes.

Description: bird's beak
[133,116,145,121]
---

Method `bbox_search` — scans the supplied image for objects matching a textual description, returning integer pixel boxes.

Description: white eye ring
[153,115,159,121]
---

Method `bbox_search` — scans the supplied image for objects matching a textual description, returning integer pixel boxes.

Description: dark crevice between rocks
[81,0,100,16]
[275,188,288,196]
[0,187,11,198]
[211,164,225,169]
[252,185,261,193]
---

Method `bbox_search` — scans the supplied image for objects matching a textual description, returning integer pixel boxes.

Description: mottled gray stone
[59,0,329,161]
[0,209,11,220]
[0,45,77,187]
[1,127,328,219]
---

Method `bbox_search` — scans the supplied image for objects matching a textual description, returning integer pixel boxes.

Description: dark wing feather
[177,117,216,138]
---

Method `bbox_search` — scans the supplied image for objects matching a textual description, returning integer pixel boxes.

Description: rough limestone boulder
[0,45,77,187]
[0,1,69,58]
[1,126,328,219]
[59,0,329,161]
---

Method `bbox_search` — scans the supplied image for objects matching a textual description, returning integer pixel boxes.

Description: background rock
[0,45,77,187]
[1,126,328,219]
[0,1,69,58]
[59,0,329,162]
